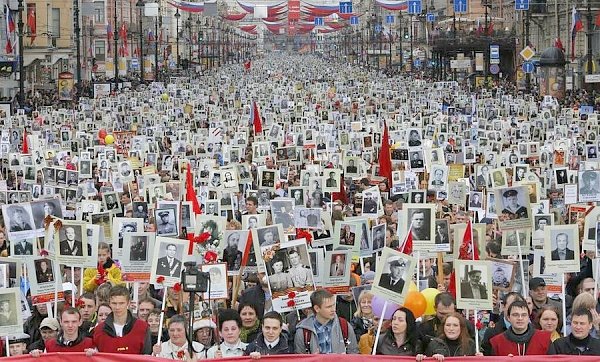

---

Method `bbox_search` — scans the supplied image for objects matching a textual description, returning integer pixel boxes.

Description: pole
[410,15,413,73]
[175,10,180,68]
[155,15,159,81]
[74,0,81,85]
[17,0,24,106]
[113,0,118,85]
[138,1,144,82]
[398,13,403,70]
[525,9,531,93]
[484,0,488,87]
[371,301,387,355]
[587,0,594,104]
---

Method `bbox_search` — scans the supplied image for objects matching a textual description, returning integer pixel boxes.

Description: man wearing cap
[27,317,59,352]
[156,211,176,235]
[9,206,33,232]
[156,243,182,277]
[580,171,599,195]
[460,269,488,299]
[8,333,30,356]
[529,277,565,328]
[501,189,528,219]
[379,258,406,293]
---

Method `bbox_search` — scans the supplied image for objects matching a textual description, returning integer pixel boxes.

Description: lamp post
[175,9,180,68]
[113,0,118,84]
[137,0,144,82]
[155,7,160,81]
[17,0,24,106]
[74,0,81,85]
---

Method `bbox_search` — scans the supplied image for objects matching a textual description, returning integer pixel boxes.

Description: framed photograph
[372,247,416,305]
[495,186,532,230]
[0,258,20,288]
[428,165,448,192]
[11,238,36,257]
[490,259,516,292]
[491,167,508,188]
[294,208,322,229]
[220,230,250,275]
[27,257,63,305]
[242,213,266,230]
[311,212,333,246]
[252,224,285,250]
[468,192,484,211]
[578,170,600,202]
[409,190,426,204]
[323,250,352,293]
[0,288,23,336]
[270,199,295,234]
[120,232,155,282]
[501,229,530,256]
[2,203,36,241]
[150,236,187,286]
[155,209,178,237]
[201,263,228,300]
[90,212,112,240]
[333,221,361,251]
[544,224,580,273]
[112,217,144,255]
[263,238,315,313]
[289,187,306,206]
[323,169,341,192]
[434,219,451,252]
[532,214,553,247]
[371,223,386,252]
[102,192,121,212]
[455,260,493,310]
[400,204,435,250]
[56,222,88,264]
[193,215,227,257]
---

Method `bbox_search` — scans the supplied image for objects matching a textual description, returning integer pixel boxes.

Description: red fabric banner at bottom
[2,353,599,362]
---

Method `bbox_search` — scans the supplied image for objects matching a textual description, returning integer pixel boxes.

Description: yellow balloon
[422,288,441,315]
[408,281,418,292]
[104,134,115,145]
[161,93,169,101]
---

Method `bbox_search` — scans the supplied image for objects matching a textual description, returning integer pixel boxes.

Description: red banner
[288,0,300,20]
[3,353,600,362]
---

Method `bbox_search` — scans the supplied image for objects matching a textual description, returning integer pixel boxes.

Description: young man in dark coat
[548,308,600,355]
[244,311,292,356]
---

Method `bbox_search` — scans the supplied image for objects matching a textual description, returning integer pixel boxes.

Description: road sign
[314,17,324,26]
[426,13,435,22]
[454,0,468,13]
[408,0,422,14]
[522,61,535,73]
[450,59,471,69]
[515,0,529,10]
[350,16,359,25]
[489,44,500,59]
[386,15,394,24]
[489,64,500,74]
[584,74,600,83]
[520,46,535,61]
[339,1,353,14]
[375,24,382,33]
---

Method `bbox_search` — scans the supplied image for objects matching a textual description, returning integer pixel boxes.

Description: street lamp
[17,0,24,106]
[175,9,180,68]
[74,0,81,85]
[156,9,162,81]
[113,0,118,85]
[136,0,144,82]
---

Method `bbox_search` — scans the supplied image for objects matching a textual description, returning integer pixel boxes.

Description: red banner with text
[2,353,599,362]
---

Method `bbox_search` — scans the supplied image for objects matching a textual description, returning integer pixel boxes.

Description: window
[93,1,105,23]
[94,40,106,61]
[51,8,60,37]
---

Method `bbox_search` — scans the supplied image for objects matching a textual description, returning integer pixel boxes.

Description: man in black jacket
[244,312,292,356]
[548,308,600,355]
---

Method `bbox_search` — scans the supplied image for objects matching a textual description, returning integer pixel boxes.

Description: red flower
[204,250,218,263]
[287,299,296,307]
[39,249,48,257]
[287,291,296,299]
[295,229,313,246]
[177,350,185,359]
[476,320,483,330]
[75,298,86,308]
[156,276,165,284]
[193,231,212,244]
[173,283,182,293]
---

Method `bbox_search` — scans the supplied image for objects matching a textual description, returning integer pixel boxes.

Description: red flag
[244,60,251,70]
[331,173,347,204]
[185,166,202,214]
[447,270,457,299]
[240,232,254,268]
[554,38,564,51]
[596,11,600,27]
[22,130,28,154]
[378,120,392,186]
[459,219,479,260]
[400,228,413,255]
[27,6,36,45]
[486,21,494,36]
[252,101,262,134]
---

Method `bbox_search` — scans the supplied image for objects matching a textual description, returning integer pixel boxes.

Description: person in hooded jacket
[548,308,600,355]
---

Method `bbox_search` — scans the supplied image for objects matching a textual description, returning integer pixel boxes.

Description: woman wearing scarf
[153,315,203,360]
[238,302,261,344]
[82,242,123,292]
[351,290,375,340]
[417,312,481,360]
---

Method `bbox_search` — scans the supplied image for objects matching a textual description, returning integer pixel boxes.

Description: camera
[181,261,210,293]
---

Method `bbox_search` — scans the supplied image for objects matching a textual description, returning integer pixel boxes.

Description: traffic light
[403,27,409,39]
[199,31,204,42]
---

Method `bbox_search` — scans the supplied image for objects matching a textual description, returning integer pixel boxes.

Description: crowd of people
[0,52,599,362]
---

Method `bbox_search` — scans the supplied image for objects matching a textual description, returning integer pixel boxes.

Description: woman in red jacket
[490,300,552,356]
[30,307,95,356]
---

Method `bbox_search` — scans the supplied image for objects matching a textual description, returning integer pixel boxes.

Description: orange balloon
[403,291,427,318]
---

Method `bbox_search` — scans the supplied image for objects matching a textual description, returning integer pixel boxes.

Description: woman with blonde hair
[351,290,375,340]
[566,292,599,338]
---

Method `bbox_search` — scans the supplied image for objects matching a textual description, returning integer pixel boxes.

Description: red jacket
[93,312,151,354]
[490,329,551,356]
[45,337,95,352]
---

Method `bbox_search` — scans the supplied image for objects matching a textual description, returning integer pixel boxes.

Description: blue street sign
[489,44,500,59]
[408,0,422,14]
[522,61,535,73]
[454,0,468,13]
[580,105,594,114]
[339,1,353,14]
[314,17,324,26]
[426,13,435,22]
[386,15,394,24]
[515,0,529,10]
[414,59,422,68]
[350,16,359,25]
[375,24,382,33]
[489,64,500,75]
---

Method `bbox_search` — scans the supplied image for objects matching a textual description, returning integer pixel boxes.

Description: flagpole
[371,301,387,355]
[469,219,479,354]
[515,230,527,300]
